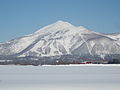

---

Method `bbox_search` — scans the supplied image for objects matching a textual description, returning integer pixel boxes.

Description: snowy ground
[0,64,120,90]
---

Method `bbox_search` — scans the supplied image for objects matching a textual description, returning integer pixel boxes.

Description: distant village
[0,55,120,66]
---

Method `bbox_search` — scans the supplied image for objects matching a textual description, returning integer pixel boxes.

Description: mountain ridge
[0,20,120,59]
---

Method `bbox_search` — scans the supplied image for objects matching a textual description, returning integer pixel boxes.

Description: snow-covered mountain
[0,20,120,59]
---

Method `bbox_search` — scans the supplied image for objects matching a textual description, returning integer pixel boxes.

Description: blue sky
[0,0,120,42]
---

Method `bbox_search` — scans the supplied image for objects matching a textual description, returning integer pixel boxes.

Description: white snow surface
[0,65,120,90]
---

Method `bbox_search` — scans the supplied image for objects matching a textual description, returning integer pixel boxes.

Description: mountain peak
[54,20,74,27]
[34,20,74,34]
[55,20,69,24]
[55,20,66,23]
